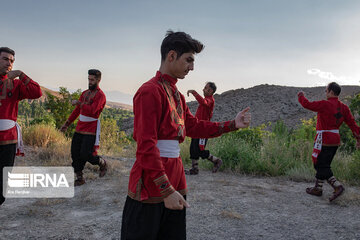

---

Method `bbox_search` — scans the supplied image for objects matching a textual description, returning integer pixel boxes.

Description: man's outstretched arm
[185,103,251,139]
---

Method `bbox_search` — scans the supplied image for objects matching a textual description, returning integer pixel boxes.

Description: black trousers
[314,146,338,180]
[0,143,16,205]
[71,132,100,173]
[190,138,210,160]
[121,196,186,240]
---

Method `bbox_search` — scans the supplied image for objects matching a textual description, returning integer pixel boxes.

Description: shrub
[180,137,191,165]
[23,124,67,148]
[292,117,316,142]
[33,143,72,166]
[208,133,260,173]
[29,113,56,127]
[99,118,133,156]
[339,124,357,153]
[348,151,360,185]
[186,117,359,185]
[22,124,71,166]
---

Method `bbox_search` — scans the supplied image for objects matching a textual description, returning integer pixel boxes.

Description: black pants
[314,146,338,180]
[190,138,210,160]
[121,196,186,240]
[71,132,100,173]
[0,144,16,205]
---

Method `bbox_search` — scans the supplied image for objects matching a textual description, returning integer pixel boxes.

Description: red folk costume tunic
[298,95,360,162]
[193,92,214,121]
[128,71,237,203]
[65,87,106,153]
[193,92,215,150]
[0,73,42,146]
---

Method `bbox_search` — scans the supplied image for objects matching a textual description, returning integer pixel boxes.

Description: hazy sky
[3,0,360,102]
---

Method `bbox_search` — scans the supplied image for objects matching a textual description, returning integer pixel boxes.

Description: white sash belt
[0,119,16,131]
[313,129,339,151]
[0,119,24,155]
[316,130,339,134]
[199,138,206,146]
[79,114,100,146]
[156,140,180,158]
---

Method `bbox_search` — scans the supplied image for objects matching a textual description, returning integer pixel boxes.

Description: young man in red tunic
[185,82,223,175]
[60,69,107,186]
[298,82,360,202]
[121,31,251,240]
[0,47,42,205]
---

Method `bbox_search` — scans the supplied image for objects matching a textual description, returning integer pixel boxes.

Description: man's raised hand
[60,124,68,133]
[235,107,251,129]
[7,70,22,79]
[72,100,80,106]
[187,90,195,97]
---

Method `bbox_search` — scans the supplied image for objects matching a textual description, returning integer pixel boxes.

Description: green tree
[339,93,360,153]
[18,100,32,119]
[44,87,82,136]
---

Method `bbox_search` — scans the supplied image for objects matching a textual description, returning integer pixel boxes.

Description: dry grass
[270,186,282,192]
[32,198,67,206]
[24,208,54,217]
[21,123,128,176]
[118,143,137,158]
[23,124,67,148]
[34,144,72,166]
[333,189,360,207]
[221,210,242,219]
[82,158,126,177]
[106,159,126,175]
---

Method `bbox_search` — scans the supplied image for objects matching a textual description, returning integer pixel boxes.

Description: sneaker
[99,158,107,178]
[74,172,85,186]
[329,185,345,202]
[185,168,199,175]
[212,159,223,173]
[306,187,323,196]
[75,178,85,186]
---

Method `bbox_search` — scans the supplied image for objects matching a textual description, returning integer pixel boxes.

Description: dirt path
[1,157,360,240]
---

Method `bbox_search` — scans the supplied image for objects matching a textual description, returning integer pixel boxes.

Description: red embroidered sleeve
[154,175,176,198]
[185,102,237,138]
[298,95,325,112]
[18,73,42,100]
[342,104,360,137]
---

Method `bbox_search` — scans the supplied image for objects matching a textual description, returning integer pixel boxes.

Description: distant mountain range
[187,84,360,129]
[120,84,360,133]
[104,90,133,106]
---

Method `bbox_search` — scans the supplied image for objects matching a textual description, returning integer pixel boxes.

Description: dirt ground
[1,156,360,240]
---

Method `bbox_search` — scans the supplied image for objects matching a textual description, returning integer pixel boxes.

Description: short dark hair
[207,82,217,94]
[0,47,15,56]
[327,82,341,96]
[88,69,101,79]
[161,30,204,61]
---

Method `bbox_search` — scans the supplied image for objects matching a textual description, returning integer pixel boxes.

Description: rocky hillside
[189,84,360,129]
[121,84,360,133]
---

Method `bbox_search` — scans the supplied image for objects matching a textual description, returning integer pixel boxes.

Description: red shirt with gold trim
[128,71,237,203]
[0,73,42,145]
[66,87,106,135]
[298,95,360,145]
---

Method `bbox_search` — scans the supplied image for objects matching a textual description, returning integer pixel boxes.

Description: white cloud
[307,68,359,85]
